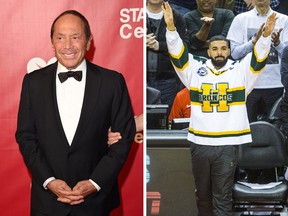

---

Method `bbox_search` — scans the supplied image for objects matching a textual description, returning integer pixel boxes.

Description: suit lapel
[70,61,102,147]
[46,62,71,147]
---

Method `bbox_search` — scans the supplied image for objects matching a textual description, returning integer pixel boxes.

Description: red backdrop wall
[0,1,143,215]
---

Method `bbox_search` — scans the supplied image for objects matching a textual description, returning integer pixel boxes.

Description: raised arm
[162,2,176,31]
[250,12,277,73]
[162,2,203,88]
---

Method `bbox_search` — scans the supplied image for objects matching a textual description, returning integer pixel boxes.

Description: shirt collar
[56,60,87,74]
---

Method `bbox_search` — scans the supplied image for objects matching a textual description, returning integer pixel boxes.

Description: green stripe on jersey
[250,47,268,73]
[169,43,189,70]
[188,128,251,138]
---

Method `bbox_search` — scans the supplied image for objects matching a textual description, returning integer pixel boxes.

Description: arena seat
[232,121,288,216]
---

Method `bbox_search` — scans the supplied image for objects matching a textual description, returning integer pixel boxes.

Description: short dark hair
[209,35,230,48]
[50,10,91,41]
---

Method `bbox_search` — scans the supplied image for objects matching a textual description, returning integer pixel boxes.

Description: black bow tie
[58,71,82,83]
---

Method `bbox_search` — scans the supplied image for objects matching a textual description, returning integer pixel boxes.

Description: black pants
[190,144,238,216]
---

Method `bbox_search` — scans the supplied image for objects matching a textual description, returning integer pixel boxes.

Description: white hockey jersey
[166,30,271,145]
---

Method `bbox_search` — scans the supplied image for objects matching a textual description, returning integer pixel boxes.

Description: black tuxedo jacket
[15,60,136,216]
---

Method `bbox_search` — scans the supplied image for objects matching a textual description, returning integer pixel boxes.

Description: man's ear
[86,36,93,51]
[51,44,55,53]
[207,49,211,57]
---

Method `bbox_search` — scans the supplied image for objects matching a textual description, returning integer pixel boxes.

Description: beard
[211,56,228,68]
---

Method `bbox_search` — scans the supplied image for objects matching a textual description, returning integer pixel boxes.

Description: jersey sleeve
[242,34,271,93]
[166,29,202,89]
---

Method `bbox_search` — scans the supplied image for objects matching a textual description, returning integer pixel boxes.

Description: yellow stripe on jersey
[188,127,251,138]
[250,44,269,74]
[169,43,189,71]
[169,43,185,59]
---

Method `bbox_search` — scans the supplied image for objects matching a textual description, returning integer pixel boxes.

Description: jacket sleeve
[15,74,54,187]
[220,10,235,37]
[90,73,136,194]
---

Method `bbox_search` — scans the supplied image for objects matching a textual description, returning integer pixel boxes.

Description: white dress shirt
[43,60,100,191]
[56,61,86,145]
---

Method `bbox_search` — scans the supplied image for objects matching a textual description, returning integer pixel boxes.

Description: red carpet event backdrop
[0,1,143,215]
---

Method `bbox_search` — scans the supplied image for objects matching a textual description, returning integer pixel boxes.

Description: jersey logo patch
[197,67,208,76]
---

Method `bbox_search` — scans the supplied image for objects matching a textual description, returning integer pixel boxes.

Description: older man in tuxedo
[15,10,135,216]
